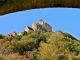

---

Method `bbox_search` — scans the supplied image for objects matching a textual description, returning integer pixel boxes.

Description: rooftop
[27,26,34,31]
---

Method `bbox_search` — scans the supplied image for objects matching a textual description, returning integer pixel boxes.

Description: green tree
[0,34,5,39]
[15,35,22,40]
[36,32,70,60]
[73,56,80,60]
[22,31,27,36]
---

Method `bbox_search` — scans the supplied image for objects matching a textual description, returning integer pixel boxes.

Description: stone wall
[24,20,52,32]
[38,19,44,25]
[32,20,52,32]
[25,26,34,32]
[32,23,38,31]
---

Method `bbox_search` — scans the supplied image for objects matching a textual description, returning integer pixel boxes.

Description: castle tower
[32,23,38,31]
[38,19,44,25]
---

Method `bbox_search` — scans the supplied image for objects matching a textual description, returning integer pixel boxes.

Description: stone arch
[0,0,80,16]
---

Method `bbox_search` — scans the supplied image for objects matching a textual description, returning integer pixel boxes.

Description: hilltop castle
[24,19,52,32]
[6,19,52,37]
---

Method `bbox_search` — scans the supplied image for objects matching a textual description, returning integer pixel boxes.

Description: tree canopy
[0,30,80,60]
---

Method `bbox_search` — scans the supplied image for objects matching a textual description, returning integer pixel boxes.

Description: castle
[24,19,52,32]
[6,19,52,37]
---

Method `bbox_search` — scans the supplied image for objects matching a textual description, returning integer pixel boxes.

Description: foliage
[73,56,80,60]
[0,34,5,39]
[5,36,13,41]
[15,35,22,40]
[22,31,27,36]
[0,30,80,60]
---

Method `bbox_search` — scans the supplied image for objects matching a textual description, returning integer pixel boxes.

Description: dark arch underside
[0,0,80,16]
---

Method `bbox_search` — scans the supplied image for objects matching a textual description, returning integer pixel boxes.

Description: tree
[36,32,70,60]
[22,31,27,36]
[0,34,5,39]
[73,56,80,60]
[15,35,22,40]
[5,35,13,41]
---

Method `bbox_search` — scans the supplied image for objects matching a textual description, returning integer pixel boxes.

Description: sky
[0,8,80,40]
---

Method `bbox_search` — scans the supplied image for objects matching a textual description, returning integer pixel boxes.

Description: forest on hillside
[0,30,80,60]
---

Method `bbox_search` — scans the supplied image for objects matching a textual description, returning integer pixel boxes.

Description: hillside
[0,30,80,60]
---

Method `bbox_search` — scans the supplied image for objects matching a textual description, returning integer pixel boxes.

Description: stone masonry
[25,19,52,32]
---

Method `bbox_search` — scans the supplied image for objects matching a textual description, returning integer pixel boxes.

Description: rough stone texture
[25,26,34,32]
[38,19,44,25]
[32,19,52,32]
[0,0,80,16]
[16,32,22,35]
[10,32,16,36]
[32,23,38,31]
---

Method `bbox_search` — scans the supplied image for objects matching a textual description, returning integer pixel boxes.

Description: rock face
[25,19,52,32]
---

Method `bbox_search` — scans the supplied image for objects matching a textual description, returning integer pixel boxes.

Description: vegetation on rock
[0,30,80,60]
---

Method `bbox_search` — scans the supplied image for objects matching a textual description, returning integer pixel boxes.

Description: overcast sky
[0,8,80,40]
